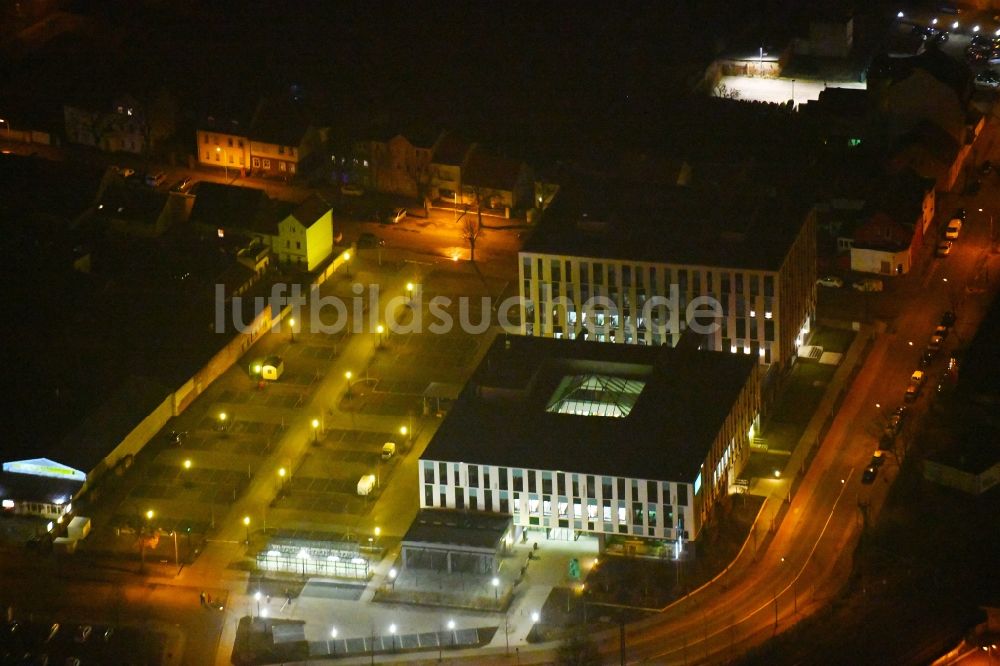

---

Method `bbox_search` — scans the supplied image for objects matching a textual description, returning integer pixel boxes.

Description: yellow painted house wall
[277,209,333,271]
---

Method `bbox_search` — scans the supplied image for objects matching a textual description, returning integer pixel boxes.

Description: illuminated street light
[243,515,251,544]
[345,371,353,399]
[288,317,296,342]
[329,627,338,655]
[376,323,385,348]
[974,24,980,32]
[389,623,397,652]
[492,576,500,603]
[146,509,155,521]
[531,611,540,623]
[311,418,320,442]
[406,282,414,302]
[932,18,938,25]
[896,10,904,18]
[254,590,261,617]
[215,146,229,180]
[183,459,192,470]
[952,20,959,29]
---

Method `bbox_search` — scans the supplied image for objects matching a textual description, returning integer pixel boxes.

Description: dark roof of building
[867,168,934,225]
[803,87,870,119]
[959,295,1000,402]
[523,177,812,271]
[895,119,961,165]
[289,194,332,228]
[463,148,525,191]
[249,97,312,146]
[402,509,512,550]
[49,375,171,475]
[432,132,474,166]
[198,113,251,135]
[94,181,168,226]
[188,182,280,236]
[422,335,756,482]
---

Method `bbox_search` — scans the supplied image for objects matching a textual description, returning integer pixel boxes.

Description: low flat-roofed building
[419,335,760,546]
[401,509,513,575]
[0,462,84,520]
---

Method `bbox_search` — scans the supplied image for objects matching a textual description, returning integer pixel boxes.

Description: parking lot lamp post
[254,591,261,619]
[374,526,381,547]
[492,576,500,606]
[389,624,397,652]
[376,324,384,349]
[243,515,251,545]
[345,371,353,399]
[218,411,227,433]
[311,418,320,443]
[343,250,351,278]
[406,282,414,303]
[329,627,337,655]
[182,459,192,487]
[388,567,397,590]
[278,467,287,494]
[288,317,296,343]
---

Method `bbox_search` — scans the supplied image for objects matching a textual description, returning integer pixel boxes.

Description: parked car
[936,240,953,257]
[357,232,383,249]
[928,333,944,351]
[887,406,908,436]
[954,208,967,221]
[73,626,91,644]
[945,219,962,239]
[174,176,193,191]
[904,370,926,402]
[816,275,844,288]
[975,70,1000,88]
[920,349,936,367]
[113,166,135,178]
[852,278,884,292]
[357,474,376,496]
[145,172,166,187]
[934,325,949,340]
[391,207,407,224]
[381,442,396,460]
[941,310,957,327]
[870,450,886,467]
[972,34,994,48]
[861,465,878,484]
[340,184,364,196]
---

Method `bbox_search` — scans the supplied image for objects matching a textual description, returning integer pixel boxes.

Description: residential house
[248,97,325,180]
[188,182,278,246]
[64,93,147,154]
[890,119,969,192]
[461,147,534,213]
[274,194,334,270]
[92,179,176,238]
[850,169,935,275]
[354,127,441,197]
[429,132,475,201]
[197,114,251,173]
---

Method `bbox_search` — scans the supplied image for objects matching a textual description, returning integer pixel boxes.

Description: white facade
[519,209,817,370]
[420,462,699,542]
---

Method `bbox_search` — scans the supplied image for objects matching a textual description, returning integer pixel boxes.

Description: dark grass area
[531,495,765,644]
[767,361,838,428]
[736,448,1000,664]
[808,327,856,354]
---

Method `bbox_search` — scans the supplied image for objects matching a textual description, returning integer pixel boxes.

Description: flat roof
[0,470,84,505]
[422,335,756,482]
[523,180,811,271]
[402,509,512,550]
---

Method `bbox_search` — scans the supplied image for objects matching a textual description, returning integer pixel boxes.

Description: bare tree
[461,215,481,262]
[714,83,741,100]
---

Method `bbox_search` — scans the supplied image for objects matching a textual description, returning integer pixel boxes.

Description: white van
[357,474,376,496]
[381,442,396,460]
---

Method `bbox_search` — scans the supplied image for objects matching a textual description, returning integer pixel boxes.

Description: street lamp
[343,250,351,278]
[376,323,384,348]
[389,623,397,652]
[388,567,397,590]
[243,515,251,544]
[374,526,381,545]
[183,459,192,487]
[406,282,414,303]
[492,576,500,604]
[311,418,320,443]
[0,118,9,139]
[140,509,154,573]
[254,591,261,618]
[345,371,353,399]
[329,627,338,655]
[399,425,409,444]
[218,411,228,432]
[216,146,229,180]
[288,317,296,343]
[531,610,540,623]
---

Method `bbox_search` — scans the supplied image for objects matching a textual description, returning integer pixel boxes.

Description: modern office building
[519,181,817,370]
[419,335,760,546]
